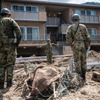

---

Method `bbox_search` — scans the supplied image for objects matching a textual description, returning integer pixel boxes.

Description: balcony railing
[14,11,39,21]
[46,17,60,27]
[90,35,100,41]
[80,15,99,23]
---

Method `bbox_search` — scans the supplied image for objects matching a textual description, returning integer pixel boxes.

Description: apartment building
[2,0,100,56]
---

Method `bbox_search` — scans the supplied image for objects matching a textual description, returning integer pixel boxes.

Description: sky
[37,0,100,4]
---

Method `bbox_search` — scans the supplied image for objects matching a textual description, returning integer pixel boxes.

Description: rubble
[0,50,100,100]
[92,72,100,82]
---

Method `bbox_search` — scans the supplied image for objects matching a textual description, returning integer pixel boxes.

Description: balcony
[90,35,100,41]
[80,15,99,24]
[13,11,39,21]
[46,17,60,27]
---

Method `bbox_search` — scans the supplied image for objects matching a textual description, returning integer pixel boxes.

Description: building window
[27,27,33,40]
[75,10,96,16]
[32,7,38,12]
[88,28,96,36]
[12,5,38,12]
[20,27,39,40]
[91,11,96,15]
[26,6,32,11]
[26,6,38,12]
[75,10,80,15]
[20,27,25,40]
[87,11,91,15]
[12,5,24,11]
[81,10,85,15]
[32,28,39,40]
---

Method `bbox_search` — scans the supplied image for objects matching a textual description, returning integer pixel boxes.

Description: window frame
[20,26,39,40]
[75,10,96,16]
[26,6,38,12]
[88,28,97,36]
[11,4,38,12]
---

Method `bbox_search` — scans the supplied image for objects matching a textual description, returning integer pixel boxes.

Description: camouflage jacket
[42,43,58,54]
[66,22,91,50]
[0,16,22,47]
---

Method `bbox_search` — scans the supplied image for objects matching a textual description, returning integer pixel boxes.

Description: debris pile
[0,51,100,100]
[18,62,83,100]
[88,50,100,61]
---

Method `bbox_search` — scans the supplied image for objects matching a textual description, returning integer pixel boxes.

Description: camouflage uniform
[66,22,91,80]
[42,42,58,64]
[0,16,22,88]
[45,43,53,64]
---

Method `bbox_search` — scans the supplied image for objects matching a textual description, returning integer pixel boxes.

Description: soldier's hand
[36,46,41,48]
[56,43,60,47]
[71,41,75,46]
[14,43,18,47]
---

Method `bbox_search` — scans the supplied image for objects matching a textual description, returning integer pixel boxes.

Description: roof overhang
[3,0,100,9]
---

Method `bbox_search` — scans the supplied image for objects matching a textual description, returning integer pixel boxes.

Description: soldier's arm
[51,43,59,47]
[12,19,22,46]
[37,44,46,48]
[84,27,91,45]
[66,26,73,45]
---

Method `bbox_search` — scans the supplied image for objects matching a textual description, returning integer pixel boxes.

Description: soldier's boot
[6,65,14,88]
[0,81,4,89]
[81,71,86,81]
[7,80,12,88]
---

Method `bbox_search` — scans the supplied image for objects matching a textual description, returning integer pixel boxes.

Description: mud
[0,50,100,100]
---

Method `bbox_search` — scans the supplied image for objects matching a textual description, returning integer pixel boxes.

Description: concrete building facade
[2,0,100,56]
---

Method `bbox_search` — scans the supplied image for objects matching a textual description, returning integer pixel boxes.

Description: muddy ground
[0,50,100,100]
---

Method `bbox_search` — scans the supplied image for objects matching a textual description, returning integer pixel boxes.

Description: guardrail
[90,35,100,41]
[46,17,60,27]
[80,15,99,23]
[14,11,39,21]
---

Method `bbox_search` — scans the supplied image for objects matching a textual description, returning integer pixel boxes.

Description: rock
[92,72,100,82]
[80,90,88,95]
[98,90,100,94]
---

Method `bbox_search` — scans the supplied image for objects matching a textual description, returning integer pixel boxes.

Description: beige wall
[2,1,100,36]
[2,1,47,21]
[86,24,100,35]
[17,21,46,40]
[63,46,73,55]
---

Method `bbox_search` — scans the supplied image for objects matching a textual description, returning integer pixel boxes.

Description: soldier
[66,14,91,81]
[45,39,53,64]
[41,39,59,64]
[0,8,22,89]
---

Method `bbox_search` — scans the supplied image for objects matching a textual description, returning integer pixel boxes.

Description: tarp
[31,66,63,96]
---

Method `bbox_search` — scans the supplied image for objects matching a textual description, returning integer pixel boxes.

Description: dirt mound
[0,55,100,100]
[88,50,100,61]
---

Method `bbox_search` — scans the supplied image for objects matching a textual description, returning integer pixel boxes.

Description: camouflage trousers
[47,54,52,64]
[73,48,87,76]
[0,46,17,87]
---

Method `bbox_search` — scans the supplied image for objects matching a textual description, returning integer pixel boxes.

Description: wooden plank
[16,54,72,64]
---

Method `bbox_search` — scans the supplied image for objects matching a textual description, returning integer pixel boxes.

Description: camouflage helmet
[47,39,51,42]
[0,8,11,15]
[72,14,80,21]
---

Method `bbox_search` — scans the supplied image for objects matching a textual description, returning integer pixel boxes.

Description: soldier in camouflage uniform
[45,39,53,64]
[41,39,59,64]
[66,14,91,81]
[0,8,22,89]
